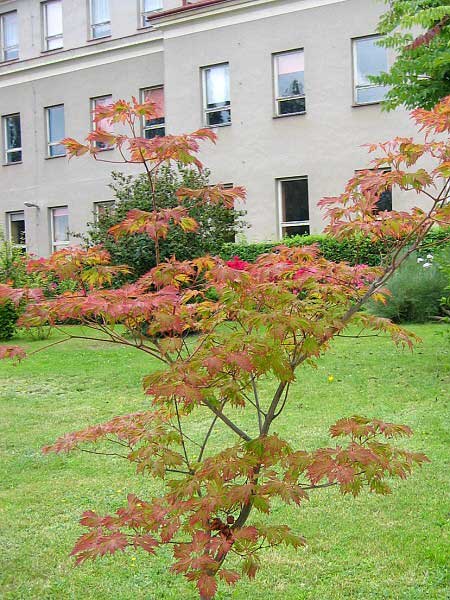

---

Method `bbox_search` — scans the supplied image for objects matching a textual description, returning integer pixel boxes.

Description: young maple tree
[1,96,449,599]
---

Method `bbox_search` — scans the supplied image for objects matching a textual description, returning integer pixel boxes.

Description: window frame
[277,176,310,239]
[141,86,165,138]
[45,104,66,158]
[3,113,22,165]
[0,11,19,63]
[50,206,70,252]
[201,63,232,128]
[7,211,26,250]
[94,200,115,221]
[352,34,387,106]
[273,49,306,117]
[42,0,63,52]
[88,0,111,40]
[140,0,163,28]
[90,94,113,150]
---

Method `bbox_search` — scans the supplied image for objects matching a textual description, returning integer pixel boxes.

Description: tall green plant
[83,167,245,282]
[374,1,450,110]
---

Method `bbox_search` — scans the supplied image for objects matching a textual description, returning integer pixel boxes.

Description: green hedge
[220,228,450,266]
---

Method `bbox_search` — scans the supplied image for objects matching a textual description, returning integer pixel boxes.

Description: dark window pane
[282,179,309,222]
[6,115,21,149]
[144,127,165,139]
[278,97,305,115]
[283,225,310,237]
[374,188,392,213]
[7,150,22,163]
[145,116,165,128]
[207,109,231,126]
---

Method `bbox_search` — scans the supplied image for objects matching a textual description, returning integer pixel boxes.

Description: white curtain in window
[46,1,63,37]
[92,0,110,24]
[3,12,18,48]
[48,106,65,142]
[53,208,69,243]
[356,37,387,86]
[143,0,162,12]
[206,65,229,107]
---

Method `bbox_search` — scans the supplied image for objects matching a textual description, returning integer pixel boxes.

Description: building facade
[0,0,420,256]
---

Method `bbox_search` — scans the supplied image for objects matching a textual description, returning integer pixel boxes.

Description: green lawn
[0,325,448,599]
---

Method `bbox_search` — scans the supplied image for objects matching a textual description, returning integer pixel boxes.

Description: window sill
[45,154,67,160]
[94,146,115,152]
[205,123,232,129]
[352,101,382,108]
[273,111,306,119]
[41,47,64,55]
[0,57,20,66]
[2,161,23,167]
[87,35,112,44]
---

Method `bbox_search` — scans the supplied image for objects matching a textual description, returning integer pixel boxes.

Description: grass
[0,324,449,599]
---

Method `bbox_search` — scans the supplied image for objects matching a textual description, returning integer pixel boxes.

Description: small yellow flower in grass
[117,489,123,493]
[131,557,136,561]
[327,375,334,383]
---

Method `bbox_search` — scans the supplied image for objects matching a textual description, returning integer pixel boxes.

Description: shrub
[368,252,449,323]
[220,229,450,266]
[83,167,245,282]
[0,301,18,340]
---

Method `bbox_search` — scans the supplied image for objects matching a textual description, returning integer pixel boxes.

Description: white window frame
[141,86,165,138]
[273,49,305,117]
[201,63,231,128]
[0,11,19,62]
[42,0,63,52]
[46,104,66,158]
[140,0,163,28]
[90,95,113,149]
[7,211,26,250]
[277,177,310,239]
[89,0,111,40]
[94,200,115,220]
[3,113,22,164]
[352,34,387,106]
[50,206,70,252]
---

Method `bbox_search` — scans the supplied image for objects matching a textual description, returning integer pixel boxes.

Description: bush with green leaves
[220,228,450,266]
[83,167,245,282]
[368,251,449,323]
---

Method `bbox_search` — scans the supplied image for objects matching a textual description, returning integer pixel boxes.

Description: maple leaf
[197,574,218,600]
[218,569,240,585]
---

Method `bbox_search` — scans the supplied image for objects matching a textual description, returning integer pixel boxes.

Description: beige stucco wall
[0,0,426,255]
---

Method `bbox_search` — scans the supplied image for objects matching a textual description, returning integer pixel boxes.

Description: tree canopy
[374,1,450,110]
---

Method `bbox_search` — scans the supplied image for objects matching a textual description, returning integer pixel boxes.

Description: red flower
[226,256,249,271]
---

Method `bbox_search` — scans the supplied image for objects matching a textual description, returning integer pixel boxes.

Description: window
[278,177,310,238]
[1,11,19,62]
[94,200,114,219]
[202,63,231,127]
[42,0,63,51]
[46,105,65,157]
[141,0,163,27]
[273,50,305,116]
[7,211,26,249]
[51,206,69,251]
[3,114,22,164]
[89,0,110,39]
[142,87,165,138]
[91,95,113,149]
[356,168,392,213]
[353,35,388,105]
